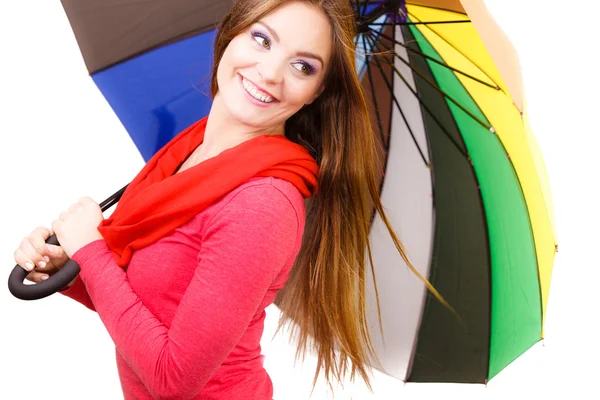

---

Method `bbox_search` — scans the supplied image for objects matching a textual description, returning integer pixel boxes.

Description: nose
[256,56,284,85]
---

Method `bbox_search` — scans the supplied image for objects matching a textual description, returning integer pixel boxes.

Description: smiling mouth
[240,75,277,103]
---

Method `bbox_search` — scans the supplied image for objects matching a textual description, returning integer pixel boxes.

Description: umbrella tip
[489,127,496,133]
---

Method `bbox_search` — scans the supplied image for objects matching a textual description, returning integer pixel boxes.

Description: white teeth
[242,77,274,103]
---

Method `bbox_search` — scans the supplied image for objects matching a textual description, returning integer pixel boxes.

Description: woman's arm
[58,276,96,312]
[71,183,300,400]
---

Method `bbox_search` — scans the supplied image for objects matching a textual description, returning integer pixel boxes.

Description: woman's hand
[51,197,104,259]
[13,226,71,284]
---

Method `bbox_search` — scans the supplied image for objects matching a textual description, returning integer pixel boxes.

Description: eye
[293,61,316,76]
[251,31,270,50]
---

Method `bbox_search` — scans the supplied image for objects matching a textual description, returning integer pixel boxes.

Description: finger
[29,230,52,264]
[35,259,61,275]
[45,244,69,265]
[68,203,79,213]
[25,270,50,283]
[30,226,53,241]
[14,248,36,272]
[59,211,69,221]
[18,237,47,270]
[79,196,95,204]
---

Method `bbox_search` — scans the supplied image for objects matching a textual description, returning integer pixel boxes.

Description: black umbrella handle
[8,184,129,301]
[8,234,80,300]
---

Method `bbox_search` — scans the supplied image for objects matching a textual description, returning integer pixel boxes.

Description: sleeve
[57,275,96,312]
[70,184,300,400]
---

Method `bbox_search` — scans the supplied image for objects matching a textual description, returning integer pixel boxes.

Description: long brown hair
[210,0,453,394]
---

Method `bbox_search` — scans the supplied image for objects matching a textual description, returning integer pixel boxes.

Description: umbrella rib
[354,1,362,47]
[361,33,385,145]
[354,5,498,91]
[406,11,506,93]
[360,0,370,17]
[373,30,499,90]
[354,0,370,48]
[367,30,492,132]
[361,35,430,167]
[357,5,388,30]
[364,33,470,160]
[368,20,471,26]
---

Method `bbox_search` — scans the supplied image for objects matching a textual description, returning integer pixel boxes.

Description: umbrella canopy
[354,0,557,384]
[60,0,557,385]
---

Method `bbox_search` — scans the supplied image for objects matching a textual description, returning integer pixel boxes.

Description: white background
[1,1,598,399]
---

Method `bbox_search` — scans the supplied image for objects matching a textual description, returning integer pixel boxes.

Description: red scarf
[98,116,319,267]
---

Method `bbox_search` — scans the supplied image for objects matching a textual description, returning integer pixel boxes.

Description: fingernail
[38,261,46,269]
[44,256,50,263]
[24,261,34,271]
[41,275,49,281]
[46,245,54,254]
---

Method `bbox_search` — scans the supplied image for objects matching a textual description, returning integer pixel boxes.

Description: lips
[239,74,278,102]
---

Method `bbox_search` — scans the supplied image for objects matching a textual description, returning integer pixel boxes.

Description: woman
[13,0,447,398]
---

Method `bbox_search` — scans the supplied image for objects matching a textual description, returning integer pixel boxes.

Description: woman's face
[216,1,333,131]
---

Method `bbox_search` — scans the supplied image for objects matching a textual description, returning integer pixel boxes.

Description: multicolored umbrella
[356,0,557,384]
[9,0,557,386]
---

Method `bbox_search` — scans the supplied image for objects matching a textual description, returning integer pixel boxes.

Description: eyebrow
[256,21,325,66]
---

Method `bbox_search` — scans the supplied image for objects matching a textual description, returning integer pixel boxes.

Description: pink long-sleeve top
[58,177,306,400]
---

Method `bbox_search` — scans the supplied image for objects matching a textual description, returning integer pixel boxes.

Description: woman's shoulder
[207,176,306,224]
[238,176,305,205]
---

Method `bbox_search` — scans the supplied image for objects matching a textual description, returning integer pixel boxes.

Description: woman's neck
[199,93,285,161]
